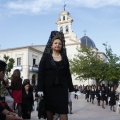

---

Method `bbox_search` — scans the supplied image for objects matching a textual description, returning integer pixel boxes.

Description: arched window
[63,16,65,20]
[60,26,63,32]
[32,74,36,85]
[66,26,69,33]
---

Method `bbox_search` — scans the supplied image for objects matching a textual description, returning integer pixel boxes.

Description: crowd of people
[0,60,23,120]
[82,84,119,112]
[1,60,120,120]
[0,60,35,120]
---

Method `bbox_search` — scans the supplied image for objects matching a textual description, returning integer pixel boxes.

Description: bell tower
[56,7,78,44]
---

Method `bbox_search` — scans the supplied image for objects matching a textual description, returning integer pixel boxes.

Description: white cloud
[7,0,62,14]
[68,0,120,8]
[4,0,120,14]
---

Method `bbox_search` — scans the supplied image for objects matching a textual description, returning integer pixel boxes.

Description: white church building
[0,10,106,86]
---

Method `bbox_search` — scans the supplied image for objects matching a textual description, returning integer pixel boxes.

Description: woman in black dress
[85,86,90,102]
[21,80,34,119]
[90,86,96,104]
[37,31,74,120]
[101,86,106,109]
[109,86,116,112]
[96,85,101,106]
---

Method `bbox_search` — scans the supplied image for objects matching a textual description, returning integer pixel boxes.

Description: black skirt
[44,85,68,114]
[109,98,116,106]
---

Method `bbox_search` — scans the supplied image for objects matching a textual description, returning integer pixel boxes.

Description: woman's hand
[6,115,23,120]
[8,112,17,116]
[37,91,44,97]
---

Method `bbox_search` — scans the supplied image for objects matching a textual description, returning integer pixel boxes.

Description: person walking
[105,84,109,105]
[85,86,90,102]
[90,86,96,104]
[109,86,116,112]
[96,85,101,106]
[74,85,79,99]
[37,31,74,120]
[101,85,106,109]
[11,69,22,117]
[21,79,34,119]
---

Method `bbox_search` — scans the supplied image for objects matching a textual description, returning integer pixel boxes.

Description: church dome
[80,35,96,48]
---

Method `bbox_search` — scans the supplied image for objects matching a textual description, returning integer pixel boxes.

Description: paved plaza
[31,93,120,120]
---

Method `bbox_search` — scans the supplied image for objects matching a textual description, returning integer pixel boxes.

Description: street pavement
[31,93,120,120]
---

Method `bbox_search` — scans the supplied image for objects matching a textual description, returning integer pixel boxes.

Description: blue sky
[0,0,120,56]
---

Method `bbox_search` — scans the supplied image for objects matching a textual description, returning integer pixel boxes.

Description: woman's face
[102,87,104,90]
[51,39,62,52]
[25,84,30,91]
[98,86,100,89]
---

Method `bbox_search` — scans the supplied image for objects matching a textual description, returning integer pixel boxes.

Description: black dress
[45,60,68,114]
[90,90,96,100]
[21,88,34,119]
[109,91,116,106]
[85,89,90,99]
[96,89,101,101]
[37,53,74,114]
[101,89,106,101]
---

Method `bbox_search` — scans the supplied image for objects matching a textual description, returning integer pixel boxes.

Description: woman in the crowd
[101,85,106,109]
[21,79,34,119]
[109,86,116,112]
[74,85,79,99]
[90,86,96,104]
[37,31,74,120]
[96,85,101,106]
[85,86,90,102]
[89,86,92,102]
[11,69,22,117]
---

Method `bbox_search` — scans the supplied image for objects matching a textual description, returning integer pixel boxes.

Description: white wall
[0,47,42,83]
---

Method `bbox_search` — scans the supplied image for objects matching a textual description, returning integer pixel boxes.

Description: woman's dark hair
[0,60,7,72]
[51,35,62,44]
[22,79,33,92]
[44,31,66,54]
[11,69,22,90]
[23,79,30,86]
[12,69,20,78]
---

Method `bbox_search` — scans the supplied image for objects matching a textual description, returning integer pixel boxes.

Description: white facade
[0,46,43,84]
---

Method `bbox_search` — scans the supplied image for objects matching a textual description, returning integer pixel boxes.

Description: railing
[29,66,38,72]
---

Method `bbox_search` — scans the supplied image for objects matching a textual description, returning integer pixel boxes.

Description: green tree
[70,43,120,85]
[3,55,15,77]
[103,43,120,83]
[70,45,106,85]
